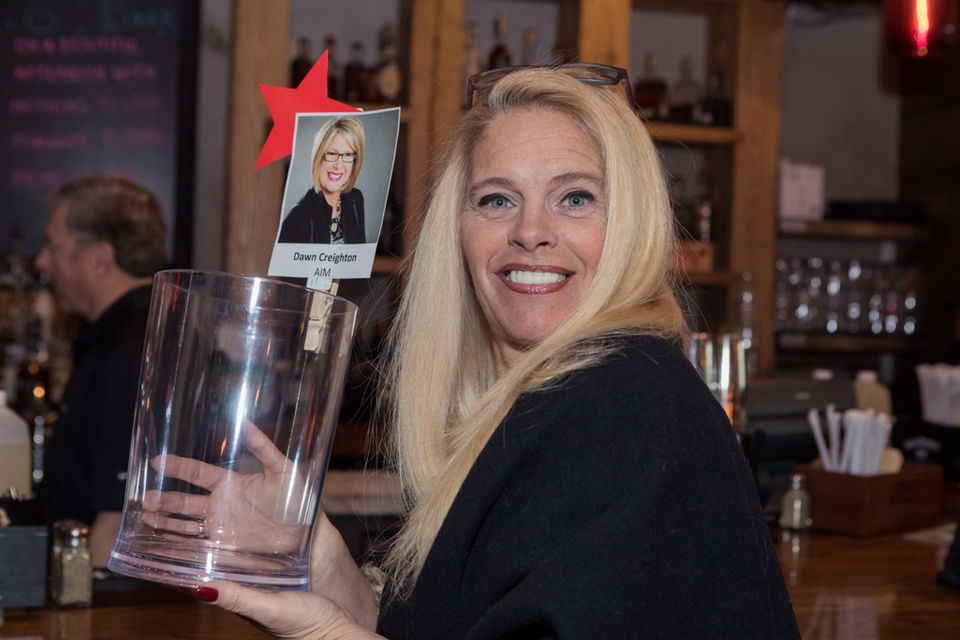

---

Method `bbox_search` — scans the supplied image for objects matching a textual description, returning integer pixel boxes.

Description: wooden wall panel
[225,0,289,276]
[404,0,465,249]
[730,0,785,377]
[577,0,630,66]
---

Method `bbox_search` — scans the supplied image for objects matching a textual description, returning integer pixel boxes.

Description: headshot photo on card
[268,108,400,284]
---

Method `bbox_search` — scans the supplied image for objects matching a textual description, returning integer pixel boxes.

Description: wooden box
[800,463,943,536]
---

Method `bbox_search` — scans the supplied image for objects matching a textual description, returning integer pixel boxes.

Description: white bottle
[0,389,32,498]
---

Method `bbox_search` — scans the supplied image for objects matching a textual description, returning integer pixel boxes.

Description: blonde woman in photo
[279,116,366,245]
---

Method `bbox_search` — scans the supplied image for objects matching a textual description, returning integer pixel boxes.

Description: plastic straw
[807,408,834,471]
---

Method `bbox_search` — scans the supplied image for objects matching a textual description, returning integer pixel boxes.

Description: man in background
[35,174,167,566]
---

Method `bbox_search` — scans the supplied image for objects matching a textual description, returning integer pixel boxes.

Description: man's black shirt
[42,285,152,524]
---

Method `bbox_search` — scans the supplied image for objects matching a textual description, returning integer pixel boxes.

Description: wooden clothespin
[304,278,339,352]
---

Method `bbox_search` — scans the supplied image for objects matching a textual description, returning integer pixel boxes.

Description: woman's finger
[143,489,209,516]
[151,453,228,490]
[196,579,368,639]
[243,419,291,474]
[141,511,204,537]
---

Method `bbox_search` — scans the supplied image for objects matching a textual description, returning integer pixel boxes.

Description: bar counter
[776,524,960,639]
[0,580,269,638]
[1,526,958,639]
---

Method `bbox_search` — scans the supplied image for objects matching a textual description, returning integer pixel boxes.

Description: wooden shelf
[777,332,920,353]
[646,122,741,145]
[372,255,403,274]
[683,270,742,287]
[331,420,384,459]
[779,219,927,242]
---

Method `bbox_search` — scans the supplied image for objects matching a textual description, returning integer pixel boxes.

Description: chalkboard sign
[0,0,198,265]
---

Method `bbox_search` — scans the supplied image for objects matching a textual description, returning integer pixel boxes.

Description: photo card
[268,108,401,289]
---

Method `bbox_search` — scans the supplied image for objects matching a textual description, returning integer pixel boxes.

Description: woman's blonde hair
[381,66,687,596]
[310,116,365,193]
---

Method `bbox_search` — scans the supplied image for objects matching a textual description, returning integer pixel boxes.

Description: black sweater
[378,335,800,639]
[278,187,365,244]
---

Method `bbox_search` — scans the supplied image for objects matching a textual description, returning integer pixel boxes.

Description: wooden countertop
[0,580,269,639]
[774,524,960,639]
[2,525,958,639]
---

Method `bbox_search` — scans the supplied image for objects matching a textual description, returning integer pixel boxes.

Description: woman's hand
[307,513,381,630]
[141,420,310,554]
[141,419,383,635]
[191,512,382,638]
[194,580,383,640]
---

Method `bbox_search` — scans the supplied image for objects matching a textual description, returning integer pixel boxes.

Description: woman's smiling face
[461,108,607,374]
[317,133,355,195]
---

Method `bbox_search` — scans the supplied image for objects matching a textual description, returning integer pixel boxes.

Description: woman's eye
[478,194,512,209]
[561,190,594,207]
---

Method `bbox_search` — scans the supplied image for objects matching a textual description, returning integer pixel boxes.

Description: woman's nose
[509,202,557,251]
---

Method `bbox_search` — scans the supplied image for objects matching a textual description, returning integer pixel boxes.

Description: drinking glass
[686,332,717,396]
[107,270,358,590]
[715,333,747,435]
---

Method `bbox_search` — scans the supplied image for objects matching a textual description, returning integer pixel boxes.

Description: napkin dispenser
[744,378,857,510]
[0,526,48,608]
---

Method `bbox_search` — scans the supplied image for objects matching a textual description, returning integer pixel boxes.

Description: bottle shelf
[372,255,403,274]
[777,332,921,354]
[646,122,740,146]
[683,270,742,287]
[779,219,927,242]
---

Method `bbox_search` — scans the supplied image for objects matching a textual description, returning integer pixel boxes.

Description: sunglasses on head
[466,63,637,113]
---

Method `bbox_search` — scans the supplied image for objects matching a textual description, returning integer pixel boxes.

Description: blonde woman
[279,116,366,244]
[192,65,800,638]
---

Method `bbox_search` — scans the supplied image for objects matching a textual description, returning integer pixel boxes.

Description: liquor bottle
[324,35,342,100]
[846,259,864,333]
[521,27,537,66]
[668,175,693,237]
[738,272,758,378]
[700,70,731,126]
[463,22,482,105]
[290,37,313,87]
[1,225,32,405]
[824,259,843,334]
[900,267,918,335]
[377,187,403,256]
[374,23,403,103]
[343,41,369,102]
[15,315,55,488]
[632,51,668,121]
[693,182,713,243]
[774,259,789,332]
[487,15,512,70]
[669,55,702,123]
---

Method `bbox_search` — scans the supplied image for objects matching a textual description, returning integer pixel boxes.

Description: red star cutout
[256,51,360,169]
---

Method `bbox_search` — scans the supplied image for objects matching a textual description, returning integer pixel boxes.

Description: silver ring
[197,519,207,538]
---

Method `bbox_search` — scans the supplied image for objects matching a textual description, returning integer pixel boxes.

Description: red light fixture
[883,0,958,57]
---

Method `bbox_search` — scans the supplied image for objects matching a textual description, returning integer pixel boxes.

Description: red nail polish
[194,586,219,602]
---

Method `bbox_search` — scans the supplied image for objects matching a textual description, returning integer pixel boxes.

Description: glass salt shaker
[779,473,813,531]
[51,520,93,607]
